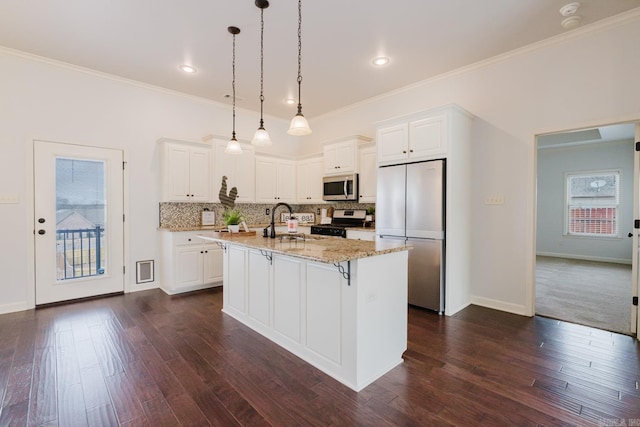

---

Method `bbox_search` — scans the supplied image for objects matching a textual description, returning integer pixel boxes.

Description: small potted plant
[365,206,375,223]
[222,208,244,233]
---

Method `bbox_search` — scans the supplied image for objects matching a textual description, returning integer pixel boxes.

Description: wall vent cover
[136,260,154,284]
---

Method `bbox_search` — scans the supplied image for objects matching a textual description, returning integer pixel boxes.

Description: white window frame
[564,169,621,238]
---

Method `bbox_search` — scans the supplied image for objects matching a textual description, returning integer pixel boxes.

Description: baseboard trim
[445,301,472,316]
[536,252,631,265]
[0,301,29,315]
[128,282,159,293]
[470,295,528,316]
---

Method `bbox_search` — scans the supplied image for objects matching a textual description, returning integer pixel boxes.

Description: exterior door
[634,124,640,337]
[34,140,124,305]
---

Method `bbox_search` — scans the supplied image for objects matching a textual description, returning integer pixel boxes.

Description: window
[565,170,620,237]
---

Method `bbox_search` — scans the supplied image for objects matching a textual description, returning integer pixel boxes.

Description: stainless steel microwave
[322,173,358,201]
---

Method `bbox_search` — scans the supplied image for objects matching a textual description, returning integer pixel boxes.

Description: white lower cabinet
[346,229,376,241]
[221,244,408,391]
[160,231,223,295]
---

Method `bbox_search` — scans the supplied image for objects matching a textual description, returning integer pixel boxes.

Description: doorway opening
[535,123,636,335]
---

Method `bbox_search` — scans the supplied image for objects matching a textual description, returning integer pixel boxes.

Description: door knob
[38,229,46,235]
[38,218,45,223]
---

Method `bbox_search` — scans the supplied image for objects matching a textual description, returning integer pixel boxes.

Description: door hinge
[123,266,126,275]
[633,296,638,306]
[636,141,640,151]
[123,161,126,170]
[123,213,126,222]
[635,219,640,229]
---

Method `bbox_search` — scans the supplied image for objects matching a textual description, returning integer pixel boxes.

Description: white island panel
[273,255,303,344]
[306,262,343,365]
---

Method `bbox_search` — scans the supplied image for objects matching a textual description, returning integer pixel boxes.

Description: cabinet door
[306,262,343,364]
[227,245,247,313]
[255,157,278,203]
[307,158,324,203]
[336,143,356,172]
[324,141,357,174]
[409,114,447,159]
[358,147,377,203]
[214,141,255,204]
[247,249,270,327]
[189,147,211,202]
[202,244,223,285]
[175,245,203,288]
[376,123,409,164]
[233,146,256,203]
[165,144,191,201]
[323,146,339,174]
[272,255,302,343]
[296,161,309,203]
[276,160,296,203]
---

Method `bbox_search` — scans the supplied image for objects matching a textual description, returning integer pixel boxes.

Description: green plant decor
[366,206,375,215]
[222,208,244,226]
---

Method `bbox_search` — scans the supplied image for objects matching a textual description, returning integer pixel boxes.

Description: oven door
[322,174,358,201]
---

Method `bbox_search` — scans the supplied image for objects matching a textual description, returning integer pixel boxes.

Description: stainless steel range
[310,209,367,238]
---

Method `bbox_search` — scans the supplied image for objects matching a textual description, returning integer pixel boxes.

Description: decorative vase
[228,224,240,233]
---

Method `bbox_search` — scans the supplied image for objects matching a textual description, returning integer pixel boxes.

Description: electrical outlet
[317,208,320,215]
[265,208,270,215]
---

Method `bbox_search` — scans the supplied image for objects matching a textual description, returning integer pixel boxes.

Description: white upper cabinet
[159,138,212,202]
[358,145,377,203]
[214,140,255,203]
[323,136,372,175]
[296,156,324,203]
[376,106,460,165]
[255,156,296,203]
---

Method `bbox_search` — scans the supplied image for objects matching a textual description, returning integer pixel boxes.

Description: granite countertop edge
[158,224,376,233]
[195,232,407,264]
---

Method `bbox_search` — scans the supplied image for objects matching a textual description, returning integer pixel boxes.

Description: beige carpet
[535,255,632,334]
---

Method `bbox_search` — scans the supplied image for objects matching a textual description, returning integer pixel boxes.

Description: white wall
[0,48,300,313]
[1,10,639,316]
[537,140,634,263]
[298,12,640,314]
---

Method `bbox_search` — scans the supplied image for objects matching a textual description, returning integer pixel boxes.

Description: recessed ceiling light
[179,64,197,73]
[372,56,390,66]
[285,98,296,105]
[561,15,581,29]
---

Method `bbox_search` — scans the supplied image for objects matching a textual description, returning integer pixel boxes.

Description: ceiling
[1,0,639,121]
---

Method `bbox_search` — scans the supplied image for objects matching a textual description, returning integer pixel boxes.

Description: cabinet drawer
[171,232,203,246]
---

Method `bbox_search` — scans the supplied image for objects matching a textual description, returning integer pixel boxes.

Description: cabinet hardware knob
[410,149,414,153]
[402,150,407,153]
[38,218,46,223]
[38,229,46,235]
[188,238,191,241]
[200,251,203,254]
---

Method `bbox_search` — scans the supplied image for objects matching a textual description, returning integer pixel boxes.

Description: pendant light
[226,26,243,155]
[251,0,272,147]
[287,0,312,135]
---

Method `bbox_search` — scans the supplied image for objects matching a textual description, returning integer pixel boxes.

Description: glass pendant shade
[288,113,312,135]
[225,136,243,154]
[251,127,272,146]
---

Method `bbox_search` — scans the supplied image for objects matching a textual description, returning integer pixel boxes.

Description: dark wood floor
[1,288,639,426]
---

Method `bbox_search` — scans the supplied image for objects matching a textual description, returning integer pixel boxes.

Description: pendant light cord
[231,31,237,139]
[259,7,265,128]
[296,0,303,114]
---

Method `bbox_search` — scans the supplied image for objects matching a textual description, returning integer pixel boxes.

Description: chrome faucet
[269,202,293,238]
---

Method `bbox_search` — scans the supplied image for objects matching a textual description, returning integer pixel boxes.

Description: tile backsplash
[159,202,374,228]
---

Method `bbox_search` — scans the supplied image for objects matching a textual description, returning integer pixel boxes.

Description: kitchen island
[197,231,410,391]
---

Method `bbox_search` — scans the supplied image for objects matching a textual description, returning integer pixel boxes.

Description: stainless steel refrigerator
[376,160,445,313]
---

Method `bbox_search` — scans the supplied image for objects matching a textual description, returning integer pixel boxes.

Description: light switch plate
[485,195,504,205]
[0,194,19,204]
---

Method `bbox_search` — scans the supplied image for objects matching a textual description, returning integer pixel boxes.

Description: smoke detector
[559,2,581,29]
[559,2,580,16]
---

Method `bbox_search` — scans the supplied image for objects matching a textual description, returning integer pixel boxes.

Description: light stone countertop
[158,224,376,233]
[196,231,407,264]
